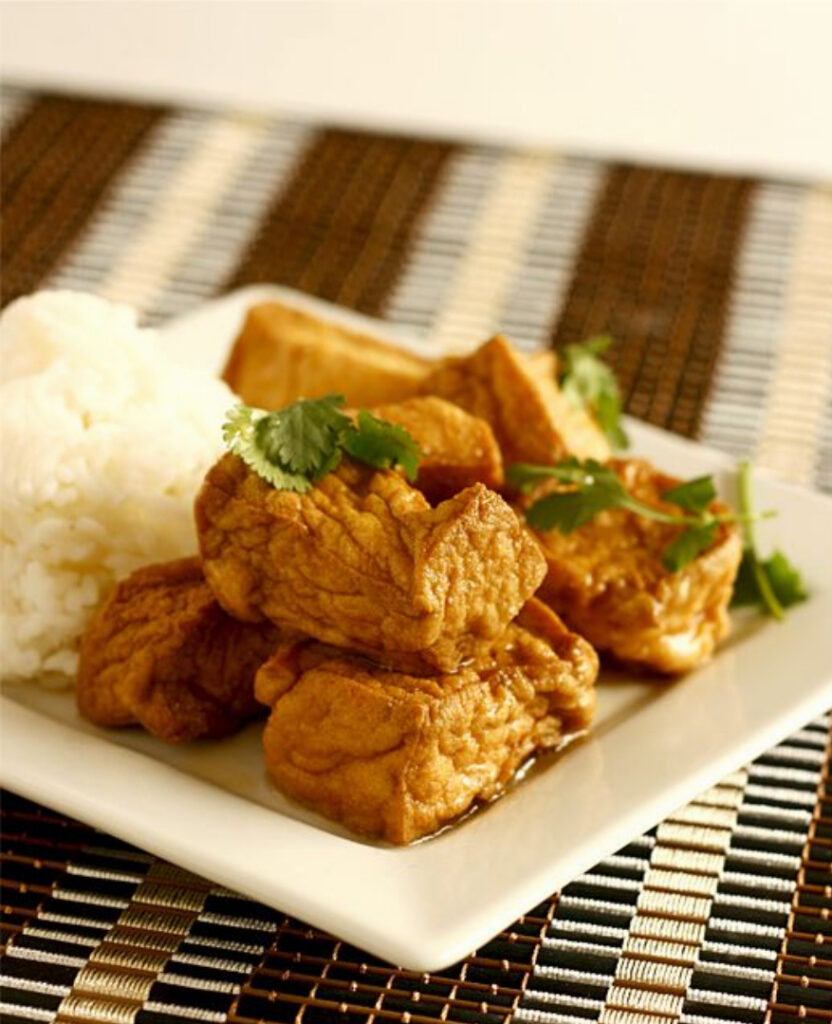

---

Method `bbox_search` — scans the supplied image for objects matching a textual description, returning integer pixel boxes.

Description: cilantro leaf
[256,394,350,475]
[512,455,807,621]
[342,411,422,481]
[559,335,629,449]
[731,548,807,612]
[222,403,259,452]
[235,444,314,493]
[595,389,629,450]
[662,521,719,571]
[514,459,738,575]
[525,484,623,533]
[223,404,312,493]
[730,460,807,620]
[223,400,422,492]
[661,475,717,515]
[764,550,808,607]
[507,458,603,494]
[730,548,759,607]
[517,459,633,532]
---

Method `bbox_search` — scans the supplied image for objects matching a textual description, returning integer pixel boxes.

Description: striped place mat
[1,84,831,1022]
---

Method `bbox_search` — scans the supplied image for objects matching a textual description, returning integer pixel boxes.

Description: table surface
[1,80,831,1023]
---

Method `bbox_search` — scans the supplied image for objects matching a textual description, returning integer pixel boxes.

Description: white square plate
[2,286,831,971]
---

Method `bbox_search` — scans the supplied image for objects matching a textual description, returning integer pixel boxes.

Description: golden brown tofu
[370,396,503,501]
[421,335,610,466]
[222,302,562,420]
[223,302,431,409]
[527,459,743,674]
[196,455,546,674]
[256,599,598,843]
[77,558,285,742]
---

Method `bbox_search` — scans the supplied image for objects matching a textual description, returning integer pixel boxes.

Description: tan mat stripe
[756,185,832,486]
[54,863,212,1024]
[551,166,754,438]
[226,127,455,316]
[698,182,805,462]
[598,775,748,1022]
[1,94,164,307]
[98,113,272,312]
[429,150,555,354]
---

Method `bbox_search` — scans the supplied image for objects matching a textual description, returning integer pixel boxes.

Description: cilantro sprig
[507,458,773,572]
[729,460,807,619]
[558,336,629,450]
[223,396,422,493]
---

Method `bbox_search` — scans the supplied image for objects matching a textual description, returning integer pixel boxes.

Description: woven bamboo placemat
[1,85,831,1022]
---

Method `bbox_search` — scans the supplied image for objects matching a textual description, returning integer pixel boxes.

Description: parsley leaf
[342,411,422,482]
[559,335,629,449]
[223,398,422,492]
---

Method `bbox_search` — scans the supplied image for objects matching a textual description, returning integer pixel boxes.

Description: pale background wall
[2,0,832,180]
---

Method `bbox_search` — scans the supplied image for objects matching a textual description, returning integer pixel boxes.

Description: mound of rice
[1,291,237,683]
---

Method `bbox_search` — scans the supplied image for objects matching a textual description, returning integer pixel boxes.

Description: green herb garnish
[342,410,421,482]
[558,336,629,449]
[507,458,775,572]
[729,460,807,619]
[223,397,422,493]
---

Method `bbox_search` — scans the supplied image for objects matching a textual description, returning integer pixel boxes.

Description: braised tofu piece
[221,302,560,418]
[77,558,285,742]
[196,455,545,674]
[370,396,503,501]
[255,599,598,843]
[223,302,431,409]
[421,335,610,466]
[528,459,743,674]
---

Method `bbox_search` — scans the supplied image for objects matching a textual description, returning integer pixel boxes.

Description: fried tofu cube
[223,302,432,409]
[77,558,285,742]
[527,459,743,674]
[221,305,575,466]
[255,599,598,843]
[369,396,503,501]
[421,335,610,466]
[196,455,546,674]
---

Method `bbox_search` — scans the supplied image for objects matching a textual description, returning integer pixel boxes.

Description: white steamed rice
[0,291,237,683]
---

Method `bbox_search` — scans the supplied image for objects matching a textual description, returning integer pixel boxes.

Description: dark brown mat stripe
[551,166,754,437]
[767,722,832,1021]
[0,94,164,307]
[226,127,454,316]
[226,913,546,1024]
[0,793,97,952]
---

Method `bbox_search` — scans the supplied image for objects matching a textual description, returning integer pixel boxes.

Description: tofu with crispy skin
[255,599,598,843]
[369,396,503,501]
[223,303,432,409]
[527,459,743,674]
[222,303,564,426]
[77,558,285,742]
[196,455,546,674]
[421,335,610,466]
